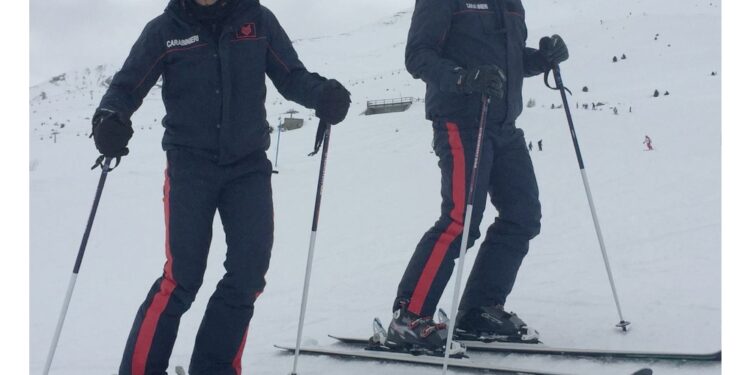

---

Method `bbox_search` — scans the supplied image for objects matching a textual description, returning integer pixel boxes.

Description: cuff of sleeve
[440,66,466,94]
[525,51,551,77]
[94,108,132,128]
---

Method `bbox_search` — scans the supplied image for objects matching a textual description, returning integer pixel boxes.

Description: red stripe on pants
[132,169,177,375]
[232,328,249,375]
[232,290,262,374]
[409,122,466,315]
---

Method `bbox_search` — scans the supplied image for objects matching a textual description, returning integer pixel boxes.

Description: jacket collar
[165,0,260,26]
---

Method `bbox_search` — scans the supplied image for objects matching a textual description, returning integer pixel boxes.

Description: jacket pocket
[479,11,505,35]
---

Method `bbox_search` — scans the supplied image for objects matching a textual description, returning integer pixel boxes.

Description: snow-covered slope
[30,0,721,374]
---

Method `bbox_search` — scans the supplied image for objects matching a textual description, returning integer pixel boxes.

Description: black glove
[457,65,507,98]
[91,109,133,157]
[539,34,569,68]
[315,79,351,125]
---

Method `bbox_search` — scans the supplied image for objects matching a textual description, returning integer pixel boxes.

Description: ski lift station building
[279,109,304,131]
[365,97,414,115]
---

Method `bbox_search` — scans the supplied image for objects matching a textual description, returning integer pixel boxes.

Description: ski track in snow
[30,0,720,374]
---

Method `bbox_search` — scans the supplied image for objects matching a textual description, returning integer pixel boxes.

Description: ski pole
[43,157,114,375]
[275,118,282,168]
[291,120,332,375]
[443,96,491,374]
[551,65,630,331]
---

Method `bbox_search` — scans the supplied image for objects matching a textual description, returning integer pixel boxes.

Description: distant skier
[528,141,533,151]
[537,139,543,151]
[386,0,568,354]
[644,135,654,151]
[90,0,350,374]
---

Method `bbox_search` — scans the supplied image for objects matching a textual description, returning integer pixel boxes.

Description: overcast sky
[30,0,408,85]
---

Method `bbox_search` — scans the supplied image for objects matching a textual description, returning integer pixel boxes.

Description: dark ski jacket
[405,0,548,126]
[99,0,327,164]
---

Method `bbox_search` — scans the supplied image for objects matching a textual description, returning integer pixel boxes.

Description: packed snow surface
[30,0,720,374]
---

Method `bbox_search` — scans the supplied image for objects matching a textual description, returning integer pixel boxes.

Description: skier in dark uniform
[90,0,350,374]
[538,139,543,151]
[385,0,568,353]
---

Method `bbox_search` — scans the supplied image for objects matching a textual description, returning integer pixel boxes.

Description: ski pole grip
[309,119,331,156]
[553,65,562,84]
[90,156,118,171]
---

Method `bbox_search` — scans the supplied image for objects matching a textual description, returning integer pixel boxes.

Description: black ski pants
[396,120,541,317]
[119,149,274,375]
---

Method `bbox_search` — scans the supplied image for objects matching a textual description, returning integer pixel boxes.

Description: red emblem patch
[238,23,256,38]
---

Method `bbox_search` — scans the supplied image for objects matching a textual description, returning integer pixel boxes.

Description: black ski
[329,335,721,362]
[275,344,653,375]
[114,365,186,375]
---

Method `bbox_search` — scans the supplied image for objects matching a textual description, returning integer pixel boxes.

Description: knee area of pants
[436,214,461,226]
[170,287,199,310]
[511,244,531,257]
[218,292,259,309]
[216,286,264,306]
[529,205,542,238]
[502,215,541,240]
[525,221,541,239]
[174,276,204,296]
[504,224,540,243]
[430,216,466,238]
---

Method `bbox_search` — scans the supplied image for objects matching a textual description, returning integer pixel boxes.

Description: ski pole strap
[308,119,330,157]
[544,67,573,96]
[90,155,120,171]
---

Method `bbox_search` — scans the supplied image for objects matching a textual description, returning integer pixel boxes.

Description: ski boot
[369,302,466,357]
[455,305,541,344]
